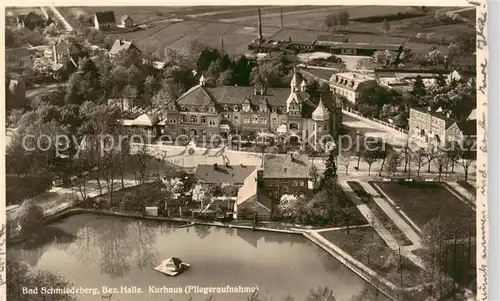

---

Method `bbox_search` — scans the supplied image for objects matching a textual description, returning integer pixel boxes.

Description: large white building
[329,72,377,104]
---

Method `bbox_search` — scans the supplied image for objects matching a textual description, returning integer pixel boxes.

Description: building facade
[409,107,454,147]
[94,11,116,30]
[146,71,343,147]
[329,72,378,104]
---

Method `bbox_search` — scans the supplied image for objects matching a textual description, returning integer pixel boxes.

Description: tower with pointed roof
[311,96,330,147]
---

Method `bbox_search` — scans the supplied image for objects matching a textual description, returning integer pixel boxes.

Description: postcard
[0,1,488,300]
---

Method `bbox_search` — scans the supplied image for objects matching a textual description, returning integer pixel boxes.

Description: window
[283,186,289,193]
[169,118,177,124]
[292,180,298,186]
[190,116,197,123]
[281,117,287,124]
[192,106,196,112]
[299,181,305,187]
[234,116,239,123]
[181,115,187,123]
[224,105,228,111]
[318,125,322,132]
[181,106,186,111]
[209,106,215,113]
[243,116,250,124]
[312,124,315,130]
[260,105,266,113]
[272,118,277,125]
[272,107,277,113]
[223,113,229,118]
[252,115,259,123]
[233,105,239,112]
[209,120,216,126]
[200,107,206,112]
[260,117,267,124]
[243,103,251,112]
[201,116,206,124]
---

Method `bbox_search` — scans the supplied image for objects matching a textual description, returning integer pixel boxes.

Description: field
[375,182,475,238]
[56,5,474,57]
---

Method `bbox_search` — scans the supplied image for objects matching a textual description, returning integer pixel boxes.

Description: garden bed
[347,181,412,247]
[320,227,425,288]
[375,182,475,238]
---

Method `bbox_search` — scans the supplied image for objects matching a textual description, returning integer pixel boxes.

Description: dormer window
[260,105,266,113]
[243,102,251,112]
[233,105,239,112]
[200,107,206,112]
[181,105,186,111]
[272,107,277,113]
[209,106,215,113]
[224,105,228,111]
[192,106,196,112]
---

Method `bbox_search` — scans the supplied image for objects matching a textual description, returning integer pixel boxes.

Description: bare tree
[339,154,351,175]
[385,151,403,177]
[425,145,439,173]
[412,147,427,177]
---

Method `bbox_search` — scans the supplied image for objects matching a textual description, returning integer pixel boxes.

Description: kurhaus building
[133,69,343,147]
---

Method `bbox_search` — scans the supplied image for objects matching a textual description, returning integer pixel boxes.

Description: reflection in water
[13,214,371,301]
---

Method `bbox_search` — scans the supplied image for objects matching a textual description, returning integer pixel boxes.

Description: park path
[357,182,421,247]
[446,181,476,206]
[340,180,425,269]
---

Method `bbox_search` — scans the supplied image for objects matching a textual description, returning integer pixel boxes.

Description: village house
[329,72,378,104]
[445,119,476,147]
[94,11,117,30]
[259,153,311,215]
[16,12,46,30]
[120,15,134,28]
[44,41,82,67]
[108,39,141,56]
[5,75,27,111]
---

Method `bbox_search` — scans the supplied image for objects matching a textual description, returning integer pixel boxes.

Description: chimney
[446,111,451,119]
[213,163,218,170]
[288,37,292,43]
[427,106,431,112]
[257,9,263,43]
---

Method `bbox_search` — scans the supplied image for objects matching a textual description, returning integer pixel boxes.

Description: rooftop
[263,153,310,179]
[95,11,116,24]
[109,39,139,55]
[195,164,257,185]
[456,120,476,136]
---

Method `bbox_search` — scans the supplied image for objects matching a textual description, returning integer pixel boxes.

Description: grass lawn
[375,182,475,238]
[321,227,425,288]
[347,181,413,246]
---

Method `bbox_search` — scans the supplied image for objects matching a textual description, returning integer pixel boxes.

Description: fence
[343,107,409,135]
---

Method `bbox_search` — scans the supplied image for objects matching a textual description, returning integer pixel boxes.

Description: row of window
[332,87,355,99]
[177,104,287,114]
[267,180,306,187]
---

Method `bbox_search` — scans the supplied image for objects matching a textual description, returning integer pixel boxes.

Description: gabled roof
[263,153,310,179]
[109,39,139,55]
[177,85,213,107]
[121,14,132,22]
[456,120,476,136]
[195,164,257,185]
[95,11,116,24]
[133,113,158,126]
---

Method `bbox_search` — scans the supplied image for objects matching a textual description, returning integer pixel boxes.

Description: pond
[11,214,373,301]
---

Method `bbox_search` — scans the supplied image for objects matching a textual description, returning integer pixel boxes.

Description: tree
[192,183,213,210]
[310,163,320,184]
[340,154,351,175]
[373,50,394,66]
[385,150,403,177]
[412,147,427,177]
[381,19,390,35]
[459,140,475,182]
[17,199,45,239]
[425,145,439,173]
[324,14,339,32]
[279,194,308,222]
[411,75,426,97]
[319,149,337,190]
[433,149,448,181]
[362,147,379,176]
[425,50,445,67]
[436,73,447,87]
[306,286,336,301]
[338,11,350,30]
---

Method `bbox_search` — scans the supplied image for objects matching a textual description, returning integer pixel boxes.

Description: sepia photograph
[1,2,487,301]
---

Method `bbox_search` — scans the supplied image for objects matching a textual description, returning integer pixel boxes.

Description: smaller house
[120,15,134,28]
[329,72,378,104]
[109,39,141,56]
[94,11,116,30]
[446,119,476,145]
[6,76,27,111]
[17,12,46,30]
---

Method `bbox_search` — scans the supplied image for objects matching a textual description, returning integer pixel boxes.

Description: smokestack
[280,7,284,29]
[213,163,218,170]
[257,8,263,43]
